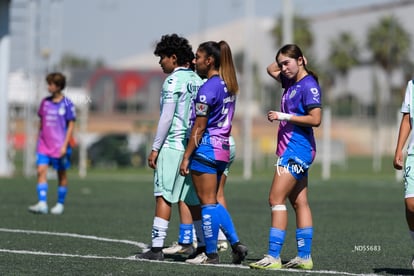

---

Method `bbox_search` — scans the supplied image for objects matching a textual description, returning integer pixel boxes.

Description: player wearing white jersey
[393,79,414,269]
[135,34,204,261]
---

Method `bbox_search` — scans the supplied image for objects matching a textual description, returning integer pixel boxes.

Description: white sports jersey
[157,67,203,151]
[401,80,414,154]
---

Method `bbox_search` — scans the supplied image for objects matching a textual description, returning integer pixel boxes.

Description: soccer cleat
[217,240,228,252]
[249,254,282,269]
[50,203,64,215]
[411,256,414,269]
[185,252,219,264]
[231,242,248,264]
[135,249,164,261]
[162,242,195,255]
[28,201,48,214]
[282,256,313,270]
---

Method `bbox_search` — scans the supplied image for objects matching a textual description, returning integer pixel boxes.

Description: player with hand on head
[249,44,322,270]
[28,72,76,215]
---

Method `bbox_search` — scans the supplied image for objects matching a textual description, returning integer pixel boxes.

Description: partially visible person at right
[393,79,414,269]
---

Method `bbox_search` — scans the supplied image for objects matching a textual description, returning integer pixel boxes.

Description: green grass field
[0,156,413,275]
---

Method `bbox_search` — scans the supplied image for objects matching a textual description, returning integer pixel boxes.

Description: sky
[9,0,394,70]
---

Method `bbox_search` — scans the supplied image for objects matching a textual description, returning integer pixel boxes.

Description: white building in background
[113,0,414,107]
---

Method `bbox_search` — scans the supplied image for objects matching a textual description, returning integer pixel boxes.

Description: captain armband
[195,103,209,116]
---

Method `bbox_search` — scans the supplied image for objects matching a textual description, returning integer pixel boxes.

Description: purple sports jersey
[276,75,322,160]
[193,75,235,162]
[37,96,76,158]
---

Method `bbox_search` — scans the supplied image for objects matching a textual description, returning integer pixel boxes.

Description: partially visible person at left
[28,72,76,215]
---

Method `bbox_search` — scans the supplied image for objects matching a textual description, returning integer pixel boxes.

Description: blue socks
[37,183,68,204]
[201,204,220,254]
[37,183,48,202]
[269,227,286,258]
[57,186,68,204]
[268,227,313,259]
[178,223,193,245]
[201,203,241,254]
[215,203,239,244]
[296,227,313,259]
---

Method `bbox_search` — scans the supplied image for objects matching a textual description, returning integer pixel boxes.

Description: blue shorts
[190,153,228,175]
[36,150,72,171]
[276,149,313,180]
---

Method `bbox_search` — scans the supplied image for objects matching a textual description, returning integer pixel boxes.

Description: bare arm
[268,107,322,128]
[180,116,208,175]
[266,62,281,82]
[394,113,411,170]
[61,120,75,157]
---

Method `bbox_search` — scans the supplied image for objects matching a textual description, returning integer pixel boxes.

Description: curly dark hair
[153,34,194,66]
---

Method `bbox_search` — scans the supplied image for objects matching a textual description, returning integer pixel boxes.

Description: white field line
[0,228,147,249]
[0,228,379,276]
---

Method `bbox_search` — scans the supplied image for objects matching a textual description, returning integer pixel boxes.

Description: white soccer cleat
[185,252,219,264]
[249,254,282,269]
[411,256,414,269]
[162,242,195,255]
[50,203,64,215]
[28,201,48,214]
[283,256,313,270]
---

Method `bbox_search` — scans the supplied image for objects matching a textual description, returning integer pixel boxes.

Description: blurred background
[0,0,412,179]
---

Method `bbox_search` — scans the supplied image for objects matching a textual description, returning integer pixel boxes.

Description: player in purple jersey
[250,44,322,270]
[28,72,76,215]
[180,40,248,265]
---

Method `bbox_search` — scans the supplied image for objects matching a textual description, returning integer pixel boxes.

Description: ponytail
[304,66,319,84]
[218,41,239,95]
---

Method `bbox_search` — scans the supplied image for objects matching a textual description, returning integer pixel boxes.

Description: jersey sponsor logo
[58,104,66,115]
[310,87,320,102]
[195,102,209,116]
[199,95,207,103]
[187,82,202,93]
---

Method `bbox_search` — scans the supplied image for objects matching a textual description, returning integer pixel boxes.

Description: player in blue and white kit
[393,79,414,269]
[250,44,322,270]
[180,41,248,265]
[135,34,204,261]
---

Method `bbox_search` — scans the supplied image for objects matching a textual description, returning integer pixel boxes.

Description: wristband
[276,111,292,121]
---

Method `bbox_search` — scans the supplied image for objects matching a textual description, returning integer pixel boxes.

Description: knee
[291,199,309,211]
[268,195,285,207]
[406,200,414,213]
[37,167,47,181]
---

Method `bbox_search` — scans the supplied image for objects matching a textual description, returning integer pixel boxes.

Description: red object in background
[88,68,148,100]
[117,72,145,99]
[9,133,26,150]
